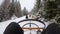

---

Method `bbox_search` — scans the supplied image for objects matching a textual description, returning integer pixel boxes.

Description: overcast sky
[18,0,36,12]
[0,0,4,5]
[0,0,36,12]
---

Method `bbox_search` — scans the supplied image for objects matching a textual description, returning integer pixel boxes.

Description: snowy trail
[0,16,25,34]
[0,20,13,34]
[0,16,49,34]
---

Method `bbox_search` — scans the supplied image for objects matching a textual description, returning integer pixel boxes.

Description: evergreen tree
[0,0,12,21]
[22,7,28,16]
[14,1,23,17]
[0,7,3,22]
[9,1,23,18]
[31,0,40,14]
[8,3,15,17]
[0,0,23,22]
[41,0,60,23]
[31,0,60,23]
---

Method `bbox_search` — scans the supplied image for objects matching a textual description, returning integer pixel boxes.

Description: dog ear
[4,22,24,34]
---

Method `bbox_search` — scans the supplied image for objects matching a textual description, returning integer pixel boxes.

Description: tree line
[0,0,28,22]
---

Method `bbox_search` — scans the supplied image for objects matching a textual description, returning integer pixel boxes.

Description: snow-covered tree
[43,0,60,21]
[22,7,28,16]
[0,0,23,22]
[31,0,40,15]
[31,0,60,23]
[14,1,23,17]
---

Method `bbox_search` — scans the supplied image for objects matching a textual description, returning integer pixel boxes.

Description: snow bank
[0,16,26,34]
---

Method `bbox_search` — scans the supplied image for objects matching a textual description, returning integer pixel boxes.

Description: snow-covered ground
[0,16,49,34]
[0,16,26,34]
